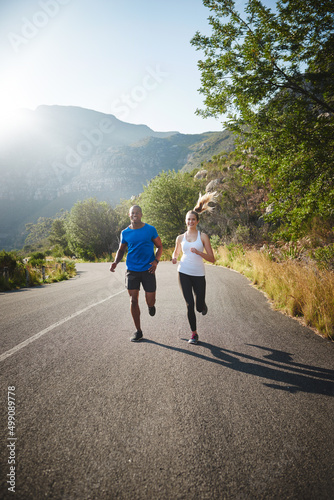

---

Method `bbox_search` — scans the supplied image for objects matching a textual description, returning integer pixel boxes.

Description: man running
[110,205,163,342]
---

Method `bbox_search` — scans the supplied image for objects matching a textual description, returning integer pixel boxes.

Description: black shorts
[125,270,156,292]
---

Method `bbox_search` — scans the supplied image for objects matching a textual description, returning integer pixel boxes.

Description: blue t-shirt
[121,223,159,272]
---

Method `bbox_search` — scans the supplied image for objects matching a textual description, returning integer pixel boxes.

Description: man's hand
[148,260,158,273]
[110,244,126,272]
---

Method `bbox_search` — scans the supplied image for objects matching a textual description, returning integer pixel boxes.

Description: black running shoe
[130,330,143,342]
[202,304,208,316]
[148,306,156,316]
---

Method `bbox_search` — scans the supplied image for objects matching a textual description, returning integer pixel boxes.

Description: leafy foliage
[192,0,334,117]
[28,252,46,268]
[239,96,334,238]
[192,0,334,237]
[0,250,19,272]
[0,250,73,291]
[49,217,69,251]
[139,171,201,246]
[65,198,119,260]
[25,217,54,248]
[24,210,68,253]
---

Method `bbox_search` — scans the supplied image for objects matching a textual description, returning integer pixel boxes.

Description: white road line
[0,289,126,363]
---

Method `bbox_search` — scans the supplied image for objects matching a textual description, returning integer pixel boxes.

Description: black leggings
[178,272,206,332]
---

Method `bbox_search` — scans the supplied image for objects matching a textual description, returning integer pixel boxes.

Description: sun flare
[0,104,31,142]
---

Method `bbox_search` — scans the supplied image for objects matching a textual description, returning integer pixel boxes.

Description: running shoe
[188,333,199,344]
[148,306,156,316]
[202,304,208,316]
[130,330,143,342]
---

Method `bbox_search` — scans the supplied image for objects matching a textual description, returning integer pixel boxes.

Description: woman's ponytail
[194,192,218,214]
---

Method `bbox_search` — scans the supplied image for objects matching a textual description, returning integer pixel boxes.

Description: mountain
[0,105,235,249]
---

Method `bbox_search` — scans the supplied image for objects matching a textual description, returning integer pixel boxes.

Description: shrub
[210,235,221,251]
[29,251,46,268]
[0,250,18,272]
[233,225,250,243]
[30,252,46,260]
[311,243,334,271]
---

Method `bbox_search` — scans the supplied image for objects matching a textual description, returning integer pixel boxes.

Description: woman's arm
[172,235,182,264]
[190,233,215,263]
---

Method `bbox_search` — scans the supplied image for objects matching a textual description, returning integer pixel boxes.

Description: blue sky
[0,0,277,134]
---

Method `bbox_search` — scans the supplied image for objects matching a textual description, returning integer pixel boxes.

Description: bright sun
[0,72,33,141]
[0,103,30,142]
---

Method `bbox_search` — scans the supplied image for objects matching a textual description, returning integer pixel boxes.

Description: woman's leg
[178,272,197,332]
[193,276,206,313]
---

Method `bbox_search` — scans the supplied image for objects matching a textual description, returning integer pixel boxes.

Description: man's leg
[145,291,156,308]
[142,271,157,316]
[128,289,141,331]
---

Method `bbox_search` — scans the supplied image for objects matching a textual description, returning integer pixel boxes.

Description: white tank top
[177,230,205,276]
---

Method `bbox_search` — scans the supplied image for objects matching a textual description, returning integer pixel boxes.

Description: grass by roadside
[215,244,334,340]
[0,255,76,292]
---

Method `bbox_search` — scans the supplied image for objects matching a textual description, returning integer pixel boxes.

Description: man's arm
[153,236,163,262]
[148,236,163,273]
[110,242,127,272]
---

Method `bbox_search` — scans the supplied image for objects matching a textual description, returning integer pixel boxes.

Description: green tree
[25,217,54,248]
[191,0,334,237]
[25,210,69,251]
[49,219,68,248]
[65,198,119,259]
[48,210,70,255]
[139,171,200,246]
[192,0,334,118]
[240,91,334,237]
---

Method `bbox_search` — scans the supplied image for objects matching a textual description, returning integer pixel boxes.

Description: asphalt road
[1,262,334,500]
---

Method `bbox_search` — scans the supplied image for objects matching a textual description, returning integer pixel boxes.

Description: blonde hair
[193,192,218,214]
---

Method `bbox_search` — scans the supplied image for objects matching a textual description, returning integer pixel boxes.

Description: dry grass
[216,246,334,340]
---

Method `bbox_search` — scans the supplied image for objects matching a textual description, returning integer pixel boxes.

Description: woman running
[172,193,216,344]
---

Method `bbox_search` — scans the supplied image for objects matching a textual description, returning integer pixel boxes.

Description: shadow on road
[143,339,334,396]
